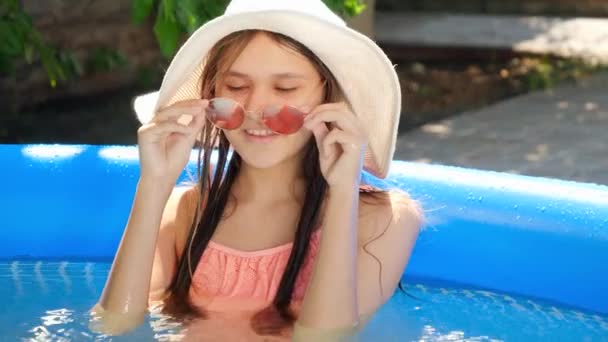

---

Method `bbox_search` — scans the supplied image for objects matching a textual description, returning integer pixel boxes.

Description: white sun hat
[133,0,401,179]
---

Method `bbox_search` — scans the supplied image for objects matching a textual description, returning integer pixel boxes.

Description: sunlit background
[1,0,607,340]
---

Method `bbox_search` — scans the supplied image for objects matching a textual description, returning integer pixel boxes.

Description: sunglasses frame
[204,79,327,135]
[205,98,312,135]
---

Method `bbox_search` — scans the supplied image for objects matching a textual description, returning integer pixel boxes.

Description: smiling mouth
[243,129,278,137]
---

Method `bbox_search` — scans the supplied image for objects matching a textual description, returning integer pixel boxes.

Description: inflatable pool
[2,144,607,340]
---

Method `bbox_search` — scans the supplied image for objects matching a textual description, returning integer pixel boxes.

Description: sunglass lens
[263,105,305,135]
[206,98,244,130]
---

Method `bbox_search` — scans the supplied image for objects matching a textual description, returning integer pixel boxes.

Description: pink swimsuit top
[188,228,322,316]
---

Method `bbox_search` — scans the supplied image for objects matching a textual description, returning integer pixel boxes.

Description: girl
[92,0,422,340]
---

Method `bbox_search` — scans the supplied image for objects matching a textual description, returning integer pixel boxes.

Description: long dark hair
[161,30,400,336]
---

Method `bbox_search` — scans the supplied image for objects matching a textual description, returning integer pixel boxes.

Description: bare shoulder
[357,189,424,248]
[163,184,202,258]
[355,189,424,312]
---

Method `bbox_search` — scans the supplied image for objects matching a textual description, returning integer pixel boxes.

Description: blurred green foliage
[0,0,366,86]
[133,0,367,58]
[0,0,66,87]
[3,0,607,96]
[0,0,129,87]
[524,57,608,91]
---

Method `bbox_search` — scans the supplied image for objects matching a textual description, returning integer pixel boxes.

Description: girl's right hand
[137,99,209,186]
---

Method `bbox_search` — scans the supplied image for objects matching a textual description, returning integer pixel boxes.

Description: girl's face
[216,32,325,170]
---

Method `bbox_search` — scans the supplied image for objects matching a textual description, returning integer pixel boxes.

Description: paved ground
[395,72,608,185]
[376,13,608,63]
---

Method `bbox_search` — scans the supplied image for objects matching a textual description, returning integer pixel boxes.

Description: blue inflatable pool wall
[2,144,607,315]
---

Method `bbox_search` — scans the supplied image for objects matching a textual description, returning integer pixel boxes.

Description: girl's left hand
[303,102,368,191]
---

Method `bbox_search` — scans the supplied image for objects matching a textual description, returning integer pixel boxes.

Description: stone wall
[1,0,163,112]
[1,0,377,112]
[377,0,608,16]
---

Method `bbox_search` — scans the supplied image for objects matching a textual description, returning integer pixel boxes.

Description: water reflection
[4,261,608,341]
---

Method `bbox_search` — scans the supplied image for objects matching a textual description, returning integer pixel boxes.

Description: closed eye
[227,85,247,91]
[277,87,297,93]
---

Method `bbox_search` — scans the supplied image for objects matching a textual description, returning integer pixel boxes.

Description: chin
[238,151,288,169]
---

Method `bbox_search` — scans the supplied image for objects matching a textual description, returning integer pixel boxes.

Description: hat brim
[133,10,401,179]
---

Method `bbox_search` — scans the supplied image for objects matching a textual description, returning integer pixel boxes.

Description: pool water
[1,261,607,341]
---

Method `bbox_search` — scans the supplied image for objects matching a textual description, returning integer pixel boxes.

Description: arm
[299,101,422,337]
[294,191,422,339]
[90,180,195,335]
[355,195,422,325]
[90,99,206,334]
[295,185,360,331]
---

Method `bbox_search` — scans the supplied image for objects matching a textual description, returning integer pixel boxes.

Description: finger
[154,99,209,123]
[304,110,360,133]
[186,111,206,139]
[309,121,330,156]
[139,121,196,138]
[306,102,351,118]
[322,129,361,156]
[307,101,350,115]
[189,111,206,128]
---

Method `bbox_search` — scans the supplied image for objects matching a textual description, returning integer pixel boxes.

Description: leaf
[39,48,66,87]
[344,0,366,17]
[322,0,344,15]
[23,43,35,62]
[322,0,366,17]
[0,1,71,86]
[205,0,227,18]
[59,50,84,77]
[162,0,176,22]
[175,0,227,34]
[86,47,128,73]
[154,4,180,58]
[0,54,14,75]
[0,0,19,14]
[132,0,155,24]
[0,20,24,56]
[176,0,201,34]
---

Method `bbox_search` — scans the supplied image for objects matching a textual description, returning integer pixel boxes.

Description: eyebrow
[224,70,308,80]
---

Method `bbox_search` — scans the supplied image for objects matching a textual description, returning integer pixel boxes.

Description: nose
[243,86,271,120]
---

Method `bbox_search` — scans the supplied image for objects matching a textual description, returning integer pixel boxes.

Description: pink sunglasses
[204,80,327,135]
[204,98,312,135]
